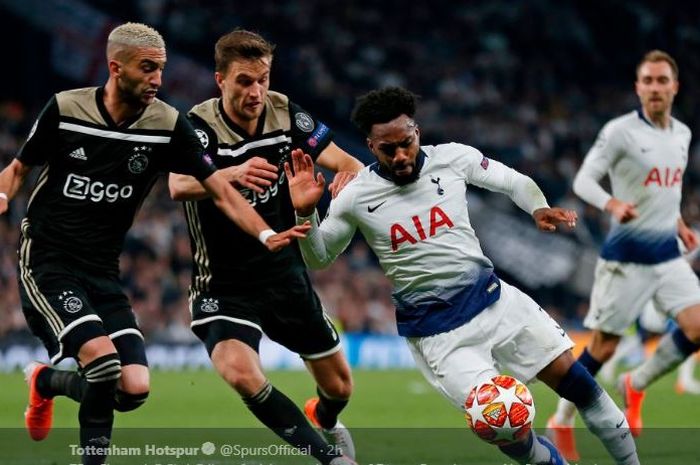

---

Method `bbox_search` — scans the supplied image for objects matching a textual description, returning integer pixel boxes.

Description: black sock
[37,367,86,402]
[315,387,349,429]
[578,348,604,377]
[244,382,341,464]
[79,355,121,465]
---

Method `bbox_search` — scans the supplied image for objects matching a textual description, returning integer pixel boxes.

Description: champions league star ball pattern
[465,375,535,445]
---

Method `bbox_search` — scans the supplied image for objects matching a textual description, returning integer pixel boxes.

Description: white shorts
[406,280,574,411]
[639,301,668,334]
[584,257,700,336]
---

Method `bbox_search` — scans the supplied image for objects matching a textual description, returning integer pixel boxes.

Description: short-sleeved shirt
[184,91,334,292]
[17,87,215,274]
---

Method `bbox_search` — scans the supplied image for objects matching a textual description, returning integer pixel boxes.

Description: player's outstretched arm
[0,159,33,215]
[533,207,578,232]
[285,148,357,269]
[285,149,326,216]
[201,170,310,252]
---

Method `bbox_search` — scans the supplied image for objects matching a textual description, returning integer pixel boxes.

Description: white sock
[579,390,639,465]
[553,397,577,426]
[678,356,697,384]
[630,332,686,391]
[499,430,551,465]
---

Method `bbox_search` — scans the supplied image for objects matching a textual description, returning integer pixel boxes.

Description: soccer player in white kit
[286,87,640,465]
[548,50,700,461]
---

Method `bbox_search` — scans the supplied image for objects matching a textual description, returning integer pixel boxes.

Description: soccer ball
[464,375,535,445]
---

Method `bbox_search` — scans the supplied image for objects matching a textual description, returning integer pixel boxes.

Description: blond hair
[107,22,165,60]
[637,49,679,80]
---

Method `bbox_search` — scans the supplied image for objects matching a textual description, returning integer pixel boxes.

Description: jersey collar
[95,87,146,129]
[636,107,673,131]
[370,149,427,183]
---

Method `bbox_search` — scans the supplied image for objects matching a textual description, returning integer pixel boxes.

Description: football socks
[630,328,700,391]
[37,367,84,402]
[558,362,639,465]
[244,382,341,465]
[315,386,350,429]
[78,354,121,465]
[553,348,603,425]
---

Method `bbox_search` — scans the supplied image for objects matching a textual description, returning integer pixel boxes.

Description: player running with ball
[286,87,640,465]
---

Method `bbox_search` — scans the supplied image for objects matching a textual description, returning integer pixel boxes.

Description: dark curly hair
[350,87,418,135]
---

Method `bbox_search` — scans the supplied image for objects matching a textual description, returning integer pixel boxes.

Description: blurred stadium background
[1,1,700,456]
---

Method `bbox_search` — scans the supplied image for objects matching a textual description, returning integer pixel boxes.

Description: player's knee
[676,305,700,342]
[118,366,150,395]
[680,326,700,345]
[114,389,149,412]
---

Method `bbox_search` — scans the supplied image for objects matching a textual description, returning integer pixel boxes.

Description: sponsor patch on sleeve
[295,112,315,132]
[480,156,489,170]
[195,129,209,148]
[306,123,330,148]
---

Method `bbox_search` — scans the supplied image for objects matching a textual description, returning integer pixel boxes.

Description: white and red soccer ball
[464,375,535,445]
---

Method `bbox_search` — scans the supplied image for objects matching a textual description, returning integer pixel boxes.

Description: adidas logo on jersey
[68,147,87,160]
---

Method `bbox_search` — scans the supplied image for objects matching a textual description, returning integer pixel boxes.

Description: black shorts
[190,272,340,359]
[18,253,146,366]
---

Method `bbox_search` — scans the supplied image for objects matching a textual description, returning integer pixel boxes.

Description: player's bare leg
[114,364,150,412]
[26,335,122,465]
[305,351,355,458]
[211,339,350,464]
[27,334,150,416]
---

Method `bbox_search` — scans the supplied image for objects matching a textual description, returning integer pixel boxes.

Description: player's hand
[328,171,357,199]
[0,198,7,215]
[605,198,638,223]
[533,207,577,232]
[222,157,278,194]
[678,219,699,252]
[264,222,312,252]
[285,149,325,217]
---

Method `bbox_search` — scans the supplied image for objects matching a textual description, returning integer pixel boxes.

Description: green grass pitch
[1,368,699,464]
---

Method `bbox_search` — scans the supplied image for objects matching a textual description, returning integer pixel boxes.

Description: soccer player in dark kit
[0,22,307,465]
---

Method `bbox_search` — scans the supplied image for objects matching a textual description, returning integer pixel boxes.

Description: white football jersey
[574,110,690,264]
[298,143,548,336]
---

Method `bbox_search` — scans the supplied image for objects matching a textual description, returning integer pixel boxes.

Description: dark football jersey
[185,91,333,292]
[17,87,215,273]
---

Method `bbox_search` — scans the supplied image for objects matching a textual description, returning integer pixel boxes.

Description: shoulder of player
[596,111,639,144]
[188,98,219,121]
[604,111,638,132]
[422,142,483,166]
[266,90,290,110]
[54,87,99,119]
[671,117,691,137]
[55,86,98,105]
